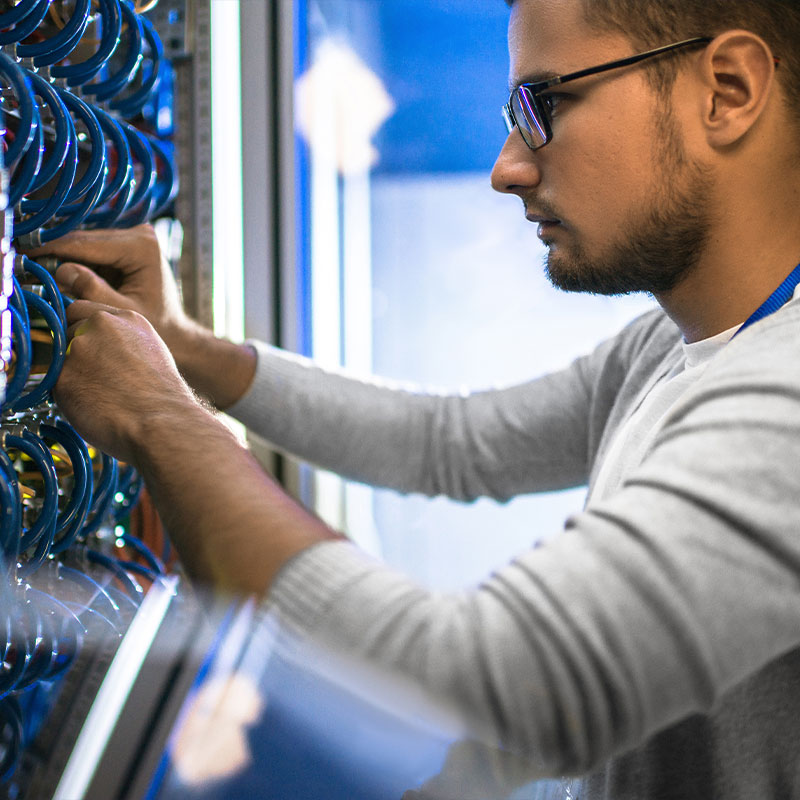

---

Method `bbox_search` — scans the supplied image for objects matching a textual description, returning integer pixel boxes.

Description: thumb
[56,263,126,307]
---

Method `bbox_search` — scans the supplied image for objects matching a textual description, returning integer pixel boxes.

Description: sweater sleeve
[227,310,672,501]
[264,308,800,777]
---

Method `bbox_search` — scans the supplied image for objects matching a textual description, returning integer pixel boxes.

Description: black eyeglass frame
[502,36,721,151]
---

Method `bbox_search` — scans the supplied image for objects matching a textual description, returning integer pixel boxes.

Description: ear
[698,30,778,147]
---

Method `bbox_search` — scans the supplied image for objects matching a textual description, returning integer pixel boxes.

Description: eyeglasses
[502,36,714,151]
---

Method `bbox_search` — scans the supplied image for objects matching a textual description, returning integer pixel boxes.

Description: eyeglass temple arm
[545,36,714,89]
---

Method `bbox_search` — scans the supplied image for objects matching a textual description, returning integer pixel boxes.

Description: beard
[542,104,715,296]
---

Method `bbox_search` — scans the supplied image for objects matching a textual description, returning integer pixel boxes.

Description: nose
[490,130,543,196]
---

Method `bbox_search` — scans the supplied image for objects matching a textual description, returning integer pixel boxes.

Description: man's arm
[55,302,339,596]
[28,225,624,500]
[263,307,800,771]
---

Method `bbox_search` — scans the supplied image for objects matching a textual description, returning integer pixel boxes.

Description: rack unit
[0,1,195,796]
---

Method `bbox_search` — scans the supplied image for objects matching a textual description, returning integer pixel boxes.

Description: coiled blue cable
[14,128,78,242]
[0,450,22,561]
[39,421,92,555]
[40,171,105,242]
[15,89,106,239]
[24,588,83,682]
[3,305,32,410]
[147,135,178,219]
[80,105,135,227]
[0,0,49,48]
[43,608,84,681]
[118,532,164,575]
[118,559,157,583]
[17,0,91,67]
[24,72,72,194]
[117,123,156,225]
[11,596,56,688]
[51,0,122,86]
[1,619,29,699]
[56,563,124,628]
[82,452,117,536]
[9,290,67,411]
[0,0,42,28]
[7,106,44,208]
[0,471,19,557]
[18,257,67,331]
[18,90,109,242]
[111,14,162,118]
[4,430,58,558]
[86,548,140,600]
[88,0,143,102]
[0,52,36,167]
[57,89,106,207]
[0,613,27,697]
[89,105,133,210]
[0,696,23,781]
[9,275,29,331]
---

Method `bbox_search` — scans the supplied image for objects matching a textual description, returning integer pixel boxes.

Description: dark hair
[506,0,800,121]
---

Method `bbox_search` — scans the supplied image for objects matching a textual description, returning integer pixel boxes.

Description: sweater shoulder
[609,307,680,366]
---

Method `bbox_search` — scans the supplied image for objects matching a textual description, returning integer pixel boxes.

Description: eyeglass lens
[511,87,548,149]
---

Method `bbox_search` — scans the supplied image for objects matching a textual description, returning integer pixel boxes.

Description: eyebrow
[508,71,560,92]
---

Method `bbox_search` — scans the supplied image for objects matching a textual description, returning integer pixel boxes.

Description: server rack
[0,1,211,796]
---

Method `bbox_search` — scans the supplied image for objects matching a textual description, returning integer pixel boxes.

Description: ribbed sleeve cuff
[225,340,315,437]
[266,539,381,635]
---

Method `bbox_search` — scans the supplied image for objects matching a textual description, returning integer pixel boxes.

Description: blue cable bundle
[0,0,178,249]
[0,1,177,785]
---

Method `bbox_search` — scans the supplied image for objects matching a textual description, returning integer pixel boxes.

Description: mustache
[523,198,563,222]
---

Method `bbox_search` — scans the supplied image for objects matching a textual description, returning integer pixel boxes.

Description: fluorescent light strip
[54,577,180,800]
[210,0,244,341]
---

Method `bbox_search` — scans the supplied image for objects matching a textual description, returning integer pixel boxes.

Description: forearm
[131,397,339,596]
[229,341,594,500]
[167,321,257,410]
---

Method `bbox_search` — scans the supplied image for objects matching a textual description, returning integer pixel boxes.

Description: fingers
[56,262,129,307]
[21,224,158,272]
[21,225,164,297]
[65,299,123,325]
[63,303,144,357]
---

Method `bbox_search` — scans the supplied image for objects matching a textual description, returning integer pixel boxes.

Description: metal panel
[239,0,275,346]
[175,0,214,328]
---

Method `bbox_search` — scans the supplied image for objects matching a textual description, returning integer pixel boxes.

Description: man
[29,0,800,796]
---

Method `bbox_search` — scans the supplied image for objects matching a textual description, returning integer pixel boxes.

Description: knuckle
[118,308,139,323]
[65,300,90,323]
[90,309,116,331]
[66,336,87,358]
[138,225,162,258]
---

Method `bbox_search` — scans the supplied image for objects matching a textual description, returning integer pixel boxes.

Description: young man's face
[491,0,714,296]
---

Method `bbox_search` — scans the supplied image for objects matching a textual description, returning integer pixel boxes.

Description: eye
[541,92,569,115]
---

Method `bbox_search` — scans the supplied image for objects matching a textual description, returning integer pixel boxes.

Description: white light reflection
[293,40,393,551]
[210,0,244,343]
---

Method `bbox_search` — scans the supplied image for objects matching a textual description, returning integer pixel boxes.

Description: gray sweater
[228,302,800,798]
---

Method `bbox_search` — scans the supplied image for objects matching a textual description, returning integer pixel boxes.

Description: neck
[654,190,800,344]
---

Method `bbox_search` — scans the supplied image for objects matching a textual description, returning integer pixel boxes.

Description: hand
[54,299,200,465]
[25,225,257,409]
[23,224,196,355]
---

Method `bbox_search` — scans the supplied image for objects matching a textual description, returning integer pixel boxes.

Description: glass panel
[294,0,655,589]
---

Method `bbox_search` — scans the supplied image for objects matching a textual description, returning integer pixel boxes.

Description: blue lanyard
[734,261,800,338]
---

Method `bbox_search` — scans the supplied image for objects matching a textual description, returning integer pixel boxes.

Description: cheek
[559,122,661,224]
